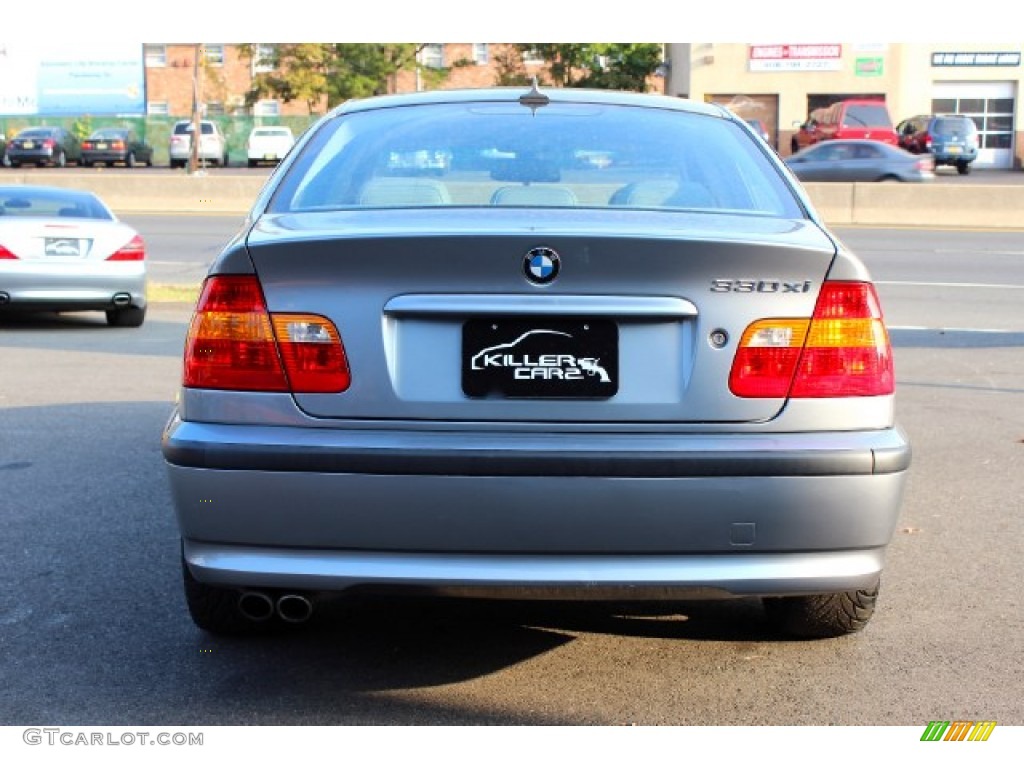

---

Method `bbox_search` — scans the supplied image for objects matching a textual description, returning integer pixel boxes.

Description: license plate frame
[462,317,618,399]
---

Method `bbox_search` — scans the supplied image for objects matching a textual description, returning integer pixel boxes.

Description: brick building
[142,43,654,119]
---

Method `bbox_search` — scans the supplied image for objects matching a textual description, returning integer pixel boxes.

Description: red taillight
[0,244,19,259]
[924,133,932,150]
[729,281,894,399]
[82,141,93,150]
[112,141,125,150]
[183,275,350,393]
[43,139,55,148]
[106,235,146,261]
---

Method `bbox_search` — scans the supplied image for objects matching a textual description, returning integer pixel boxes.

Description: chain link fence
[1,115,319,167]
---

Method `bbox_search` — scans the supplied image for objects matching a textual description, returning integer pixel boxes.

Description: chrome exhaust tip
[112,293,131,307]
[237,591,275,622]
[276,594,314,624]
[0,292,10,305]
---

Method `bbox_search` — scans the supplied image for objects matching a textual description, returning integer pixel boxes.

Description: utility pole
[189,44,202,174]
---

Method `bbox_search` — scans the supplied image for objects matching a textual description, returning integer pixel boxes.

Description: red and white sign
[749,44,843,72]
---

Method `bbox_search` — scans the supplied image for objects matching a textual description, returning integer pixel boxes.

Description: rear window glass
[254,128,291,137]
[933,117,976,134]
[270,102,803,218]
[18,129,54,139]
[842,104,892,128]
[175,123,215,135]
[0,188,112,220]
[91,129,128,140]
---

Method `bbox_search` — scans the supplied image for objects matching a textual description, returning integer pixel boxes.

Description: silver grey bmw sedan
[163,86,910,638]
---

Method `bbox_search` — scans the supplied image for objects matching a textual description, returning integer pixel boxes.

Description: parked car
[163,87,909,639]
[246,125,295,167]
[786,139,935,182]
[4,126,82,168]
[897,114,979,175]
[81,127,154,168]
[169,120,228,169]
[0,185,146,326]
[791,99,899,154]
[745,118,771,145]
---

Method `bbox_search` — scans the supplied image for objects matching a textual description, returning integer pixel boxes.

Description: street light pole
[189,44,201,174]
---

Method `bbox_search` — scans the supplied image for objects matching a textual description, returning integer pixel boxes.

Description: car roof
[328,87,731,120]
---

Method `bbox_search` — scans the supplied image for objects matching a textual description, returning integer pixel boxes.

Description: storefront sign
[749,44,842,72]
[856,57,884,76]
[931,52,1021,67]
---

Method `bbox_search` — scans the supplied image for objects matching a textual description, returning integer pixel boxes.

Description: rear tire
[105,305,146,328]
[248,159,257,168]
[764,579,880,638]
[56,150,66,168]
[957,161,970,175]
[126,151,135,168]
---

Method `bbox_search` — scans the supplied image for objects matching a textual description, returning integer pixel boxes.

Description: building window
[521,48,545,66]
[205,102,225,116]
[144,44,167,68]
[252,44,275,74]
[147,101,169,116]
[419,44,444,69]
[472,44,489,65]
[254,99,281,117]
[202,44,225,67]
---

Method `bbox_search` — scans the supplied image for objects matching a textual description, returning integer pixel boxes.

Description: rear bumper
[164,413,910,595]
[183,541,889,599]
[0,263,145,310]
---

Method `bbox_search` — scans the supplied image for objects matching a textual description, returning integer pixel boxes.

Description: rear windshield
[933,117,976,134]
[842,104,892,128]
[18,129,55,139]
[0,188,113,220]
[175,123,214,135]
[270,102,803,217]
[254,128,291,137]
[91,129,128,139]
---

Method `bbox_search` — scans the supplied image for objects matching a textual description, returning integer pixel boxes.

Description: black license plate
[463,317,618,398]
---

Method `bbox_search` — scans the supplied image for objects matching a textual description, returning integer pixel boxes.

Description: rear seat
[490,185,578,207]
[358,177,452,206]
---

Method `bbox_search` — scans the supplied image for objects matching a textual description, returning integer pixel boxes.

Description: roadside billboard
[0,43,145,116]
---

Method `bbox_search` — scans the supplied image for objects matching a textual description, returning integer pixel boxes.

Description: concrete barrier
[5,173,1023,228]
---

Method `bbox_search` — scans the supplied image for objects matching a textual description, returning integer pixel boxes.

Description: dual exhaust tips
[238,591,313,624]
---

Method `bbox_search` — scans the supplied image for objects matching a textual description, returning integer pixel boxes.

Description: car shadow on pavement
[0,307,188,358]
[1,399,802,724]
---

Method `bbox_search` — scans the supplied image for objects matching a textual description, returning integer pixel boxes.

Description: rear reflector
[183,275,349,393]
[106,235,146,261]
[0,244,18,259]
[729,281,894,398]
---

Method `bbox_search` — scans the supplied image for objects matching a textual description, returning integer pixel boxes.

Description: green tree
[327,44,450,103]
[241,44,456,113]
[240,44,334,114]
[491,46,535,86]
[512,43,663,92]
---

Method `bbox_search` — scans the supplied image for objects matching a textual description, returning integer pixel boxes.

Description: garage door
[932,82,1016,169]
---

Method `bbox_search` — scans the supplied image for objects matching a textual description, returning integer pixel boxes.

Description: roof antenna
[519,77,549,114]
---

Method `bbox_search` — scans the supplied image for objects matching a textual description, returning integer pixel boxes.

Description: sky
[20,2,1024,45]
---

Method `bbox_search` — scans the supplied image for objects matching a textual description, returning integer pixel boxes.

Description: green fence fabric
[1,115,319,167]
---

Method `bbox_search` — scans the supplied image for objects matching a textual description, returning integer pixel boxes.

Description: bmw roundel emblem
[524,247,560,284]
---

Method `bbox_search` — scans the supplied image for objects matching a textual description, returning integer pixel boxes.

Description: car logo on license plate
[524,247,560,284]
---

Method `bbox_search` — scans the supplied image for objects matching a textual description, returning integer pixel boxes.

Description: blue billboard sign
[0,43,145,116]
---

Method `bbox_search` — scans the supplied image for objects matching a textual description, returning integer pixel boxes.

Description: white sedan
[246,126,295,168]
[0,185,147,326]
